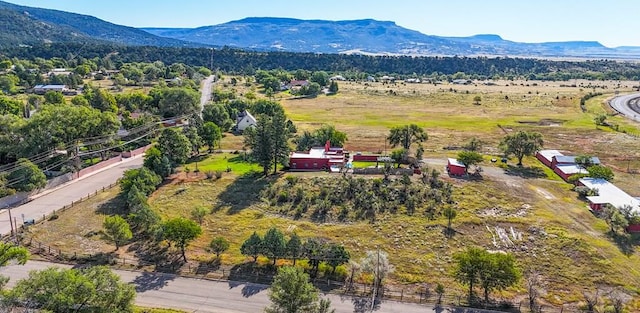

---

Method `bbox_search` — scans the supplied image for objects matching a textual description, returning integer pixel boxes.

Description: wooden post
[400,289,403,301]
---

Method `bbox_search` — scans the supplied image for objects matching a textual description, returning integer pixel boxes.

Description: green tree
[435,283,445,304]
[128,205,162,239]
[326,244,350,275]
[390,148,408,168]
[295,125,347,151]
[8,266,135,313]
[158,128,192,166]
[208,236,230,259]
[262,76,282,93]
[575,155,595,168]
[602,205,629,234]
[499,131,544,166]
[0,96,22,116]
[453,247,521,303]
[303,238,327,277]
[457,151,484,174]
[85,87,118,112]
[463,137,484,152]
[120,167,161,196]
[453,246,485,301]
[286,233,303,265]
[143,146,172,178]
[190,206,208,225]
[443,206,457,231]
[263,227,287,266]
[7,158,46,192]
[43,91,65,105]
[310,71,330,87]
[244,115,273,176]
[387,124,428,150]
[328,81,339,94]
[0,242,28,267]
[163,217,202,262]
[201,103,233,131]
[594,114,607,126]
[157,87,201,118]
[587,165,614,181]
[473,95,482,105]
[183,125,203,156]
[270,111,291,175]
[103,215,133,250]
[266,266,322,313]
[241,231,263,262]
[478,251,521,303]
[201,122,222,152]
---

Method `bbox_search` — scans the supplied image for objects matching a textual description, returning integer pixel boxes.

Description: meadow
[24,77,640,310]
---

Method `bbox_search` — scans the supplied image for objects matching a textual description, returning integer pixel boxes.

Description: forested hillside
[3,44,640,80]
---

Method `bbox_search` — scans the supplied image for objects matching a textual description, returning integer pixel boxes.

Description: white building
[236,110,257,132]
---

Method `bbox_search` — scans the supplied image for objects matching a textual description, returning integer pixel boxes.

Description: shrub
[205,171,215,179]
[214,170,223,179]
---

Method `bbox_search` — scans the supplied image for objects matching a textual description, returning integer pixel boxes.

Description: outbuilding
[446,158,466,176]
[579,177,640,232]
[289,141,345,171]
[536,150,563,167]
[553,164,587,181]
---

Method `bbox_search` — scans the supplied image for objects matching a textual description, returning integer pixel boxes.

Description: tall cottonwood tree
[387,124,427,151]
[499,131,543,166]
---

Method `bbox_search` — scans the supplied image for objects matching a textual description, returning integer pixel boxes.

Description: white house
[236,110,257,132]
[33,85,68,94]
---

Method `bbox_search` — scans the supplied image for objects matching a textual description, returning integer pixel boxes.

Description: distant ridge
[142,17,638,59]
[0,0,199,47]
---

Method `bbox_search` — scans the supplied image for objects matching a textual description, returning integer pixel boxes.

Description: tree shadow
[213,172,272,214]
[442,226,461,239]
[132,271,176,292]
[129,240,181,272]
[504,165,546,179]
[195,258,221,275]
[349,296,381,313]
[227,263,272,298]
[96,194,127,215]
[608,231,639,256]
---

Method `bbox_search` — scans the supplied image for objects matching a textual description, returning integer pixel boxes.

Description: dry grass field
[24,77,640,310]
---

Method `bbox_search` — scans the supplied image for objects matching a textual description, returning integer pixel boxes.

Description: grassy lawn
[185,152,261,175]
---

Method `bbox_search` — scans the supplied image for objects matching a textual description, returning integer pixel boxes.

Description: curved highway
[610,92,640,122]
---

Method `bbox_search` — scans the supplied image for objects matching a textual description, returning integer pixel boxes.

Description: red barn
[536,150,563,167]
[553,164,587,182]
[446,158,466,176]
[289,141,344,171]
[579,178,640,232]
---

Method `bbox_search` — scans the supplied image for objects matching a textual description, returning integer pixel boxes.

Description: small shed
[536,150,563,167]
[446,158,466,176]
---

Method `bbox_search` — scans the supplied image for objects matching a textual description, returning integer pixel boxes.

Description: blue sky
[5,0,640,47]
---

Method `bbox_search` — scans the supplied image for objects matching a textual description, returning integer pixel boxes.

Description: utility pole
[7,206,14,237]
[210,48,214,71]
[371,246,380,312]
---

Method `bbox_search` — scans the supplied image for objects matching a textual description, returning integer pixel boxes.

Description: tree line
[3,43,640,80]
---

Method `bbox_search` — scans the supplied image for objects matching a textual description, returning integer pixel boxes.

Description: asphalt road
[0,260,494,313]
[0,155,143,235]
[609,92,640,122]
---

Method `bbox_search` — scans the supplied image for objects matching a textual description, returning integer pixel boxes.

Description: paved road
[200,75,216,112]
[609,92,640,122]
[0,156,143,235]
[0,261,495,313]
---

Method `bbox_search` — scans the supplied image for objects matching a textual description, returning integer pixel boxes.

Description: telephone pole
[371,246,380,312]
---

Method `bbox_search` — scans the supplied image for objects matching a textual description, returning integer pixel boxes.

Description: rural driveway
[609,92,640,122]
[200,75,216,113]
[0,260,498,313]
[0,155,143,236]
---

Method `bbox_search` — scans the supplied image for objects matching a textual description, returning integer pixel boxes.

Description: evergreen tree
[241,231,263,262]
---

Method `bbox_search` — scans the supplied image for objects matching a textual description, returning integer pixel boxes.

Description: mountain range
[1,0,639,59]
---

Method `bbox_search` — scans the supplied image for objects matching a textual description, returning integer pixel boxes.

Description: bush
[205,171,215,179]
[214,170,223,179]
